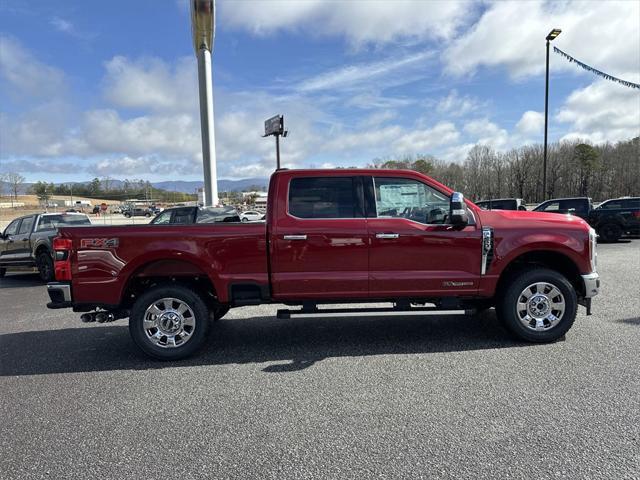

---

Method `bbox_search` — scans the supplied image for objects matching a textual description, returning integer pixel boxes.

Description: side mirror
[450,192,469,227]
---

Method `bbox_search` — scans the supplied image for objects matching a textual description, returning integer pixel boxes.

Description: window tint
[151,211,172,224]
[18,216,34,234]
[622,199,640,209]
[4,219,21,236]
[289,177,358,219]
[560,200,587,213]
[172,208,196,224]
[540,201,560,212]
[373,177,449,224]
[600,201,623,210]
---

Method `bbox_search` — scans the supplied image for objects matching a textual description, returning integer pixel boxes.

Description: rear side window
[288,177,359,219]
[622,199,640,209]
[18,216,34,234]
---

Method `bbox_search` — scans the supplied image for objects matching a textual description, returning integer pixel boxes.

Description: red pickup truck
[46,169,600,360]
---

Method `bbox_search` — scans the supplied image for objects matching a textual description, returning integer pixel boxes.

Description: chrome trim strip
[283,235,307,241]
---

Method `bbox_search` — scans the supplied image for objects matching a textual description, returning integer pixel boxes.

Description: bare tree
[4,172,25,207]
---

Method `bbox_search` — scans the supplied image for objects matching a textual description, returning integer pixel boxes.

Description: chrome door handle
[375,233,399,239]
[283,235,307,241]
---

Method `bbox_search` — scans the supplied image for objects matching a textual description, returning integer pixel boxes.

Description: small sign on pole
[262,114,287,170]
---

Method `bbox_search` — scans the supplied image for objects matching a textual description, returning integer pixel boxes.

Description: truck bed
[58,223,268,307]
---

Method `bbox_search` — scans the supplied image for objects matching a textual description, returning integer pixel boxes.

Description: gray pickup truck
[0,212,91,281]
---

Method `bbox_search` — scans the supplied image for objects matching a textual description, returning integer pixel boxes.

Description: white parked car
[240,210,263,222]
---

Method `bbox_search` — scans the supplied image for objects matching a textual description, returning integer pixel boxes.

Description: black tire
[129,284,210,360]
[241,217,248,222]
[0,267,6,278]
[496,268,577,343]
[212,305,230,321]
[36,251,55,282]
[145,212,151,217]
[598,223,622,243]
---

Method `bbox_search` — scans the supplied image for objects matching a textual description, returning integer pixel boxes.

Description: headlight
[589,227,597,272]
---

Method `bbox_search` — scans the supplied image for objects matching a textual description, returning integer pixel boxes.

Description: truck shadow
[0,273,43,289]
[0,311,536,377]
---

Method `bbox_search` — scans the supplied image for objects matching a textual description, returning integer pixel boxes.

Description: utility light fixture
[546,29,562,41]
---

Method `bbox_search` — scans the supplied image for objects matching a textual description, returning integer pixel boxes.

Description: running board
[276,306,476,319]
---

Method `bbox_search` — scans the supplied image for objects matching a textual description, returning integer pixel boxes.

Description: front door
[367,176,481,297]
[0,218,23,263]
[271,175,369,300]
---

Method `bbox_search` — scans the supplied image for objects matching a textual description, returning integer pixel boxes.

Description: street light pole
[191,0,218,206]
[543,28,561,201]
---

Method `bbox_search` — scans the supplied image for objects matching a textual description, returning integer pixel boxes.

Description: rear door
[367,175,482,297]
[271,174,369,300]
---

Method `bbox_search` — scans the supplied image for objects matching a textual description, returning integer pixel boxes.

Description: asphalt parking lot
[1,240,639,479]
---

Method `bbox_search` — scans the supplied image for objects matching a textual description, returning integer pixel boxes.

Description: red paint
[53,169,594,308]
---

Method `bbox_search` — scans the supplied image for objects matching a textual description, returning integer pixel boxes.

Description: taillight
[53,237,73,281]
[633,211,640,218]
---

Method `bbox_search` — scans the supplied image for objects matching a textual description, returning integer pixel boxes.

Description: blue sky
[1,0,638,182]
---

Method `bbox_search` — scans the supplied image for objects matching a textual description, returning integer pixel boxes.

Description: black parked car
[475,198,527,211]
[150,206,241,225]
[589,197,640,242]
[533,197,593,221]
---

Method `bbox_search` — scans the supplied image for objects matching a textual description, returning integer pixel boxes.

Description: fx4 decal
[80,238,119,249]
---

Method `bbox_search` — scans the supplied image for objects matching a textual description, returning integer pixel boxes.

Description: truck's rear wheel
[129,285,210,360]
[496,268,577,343]
[37,252,54,282]
[598,223,622,243]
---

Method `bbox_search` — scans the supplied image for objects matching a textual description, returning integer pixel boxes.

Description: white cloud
[436,90,483,117]
[103,56,197,112]
[0,35,66,98]
[50,17,74,34]
[220,0,473,46]
[556,80,640,143]
[516,111,544,136]
[296,51,434,93]
[444,1,639,79]
[393,122,460,153]
[464,119,509,149]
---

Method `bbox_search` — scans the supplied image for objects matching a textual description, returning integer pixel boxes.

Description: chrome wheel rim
[516,282,565,332]
[143,297,196,348]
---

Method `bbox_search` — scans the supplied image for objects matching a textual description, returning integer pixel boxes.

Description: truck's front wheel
[496,268,577,343]
[129,285,210,360]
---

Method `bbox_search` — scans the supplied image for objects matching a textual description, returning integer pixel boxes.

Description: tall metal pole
[275,135,281,170]
[191,0,218,207]
[197,47,218,206]
[543,39,550,202]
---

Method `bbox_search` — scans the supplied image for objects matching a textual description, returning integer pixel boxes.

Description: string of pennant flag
[553,46,639,90]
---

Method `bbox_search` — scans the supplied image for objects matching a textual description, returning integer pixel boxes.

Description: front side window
[18,216,34,234]
[539,201,560,212]
[373,177,449,224]
[4,219,21,236]
[599,201,622,210]
[151,211,172,224]
[289,177,358,219]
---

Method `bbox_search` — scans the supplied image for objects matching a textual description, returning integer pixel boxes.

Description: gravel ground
[1,240,639,479]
